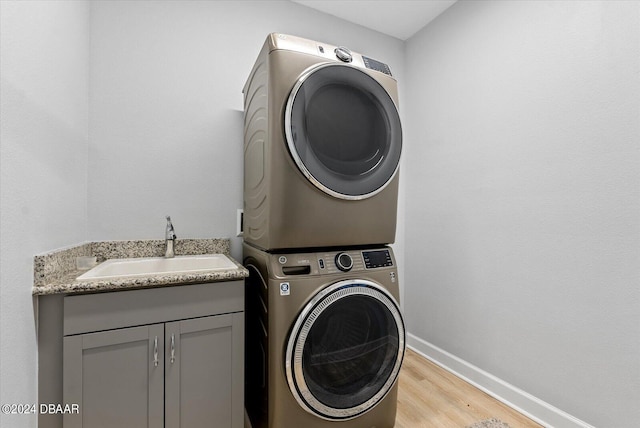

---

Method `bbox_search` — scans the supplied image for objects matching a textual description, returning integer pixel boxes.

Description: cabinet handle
[153,336,159,367]
[170,334,176,364]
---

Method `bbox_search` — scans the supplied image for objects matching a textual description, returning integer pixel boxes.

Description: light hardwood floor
[395,349,542,427]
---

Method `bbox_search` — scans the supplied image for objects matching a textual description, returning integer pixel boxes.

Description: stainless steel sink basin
[76,254,237,281]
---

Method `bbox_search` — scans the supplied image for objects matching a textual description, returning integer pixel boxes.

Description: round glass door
[285,63,402,200]
[285,280,405,420]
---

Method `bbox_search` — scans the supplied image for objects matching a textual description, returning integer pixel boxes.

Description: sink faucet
[165,216,177,258]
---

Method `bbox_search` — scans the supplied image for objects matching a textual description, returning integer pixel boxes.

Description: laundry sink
[76,254,237,281]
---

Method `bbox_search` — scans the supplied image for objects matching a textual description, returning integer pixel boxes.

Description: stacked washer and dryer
[242,34,405,428]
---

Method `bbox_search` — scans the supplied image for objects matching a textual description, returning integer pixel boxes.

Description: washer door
[285,63,402,200]
[285,280,405,420]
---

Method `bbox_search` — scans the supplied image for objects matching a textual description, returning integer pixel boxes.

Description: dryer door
[285,63,402,200]
[285,280,405,420]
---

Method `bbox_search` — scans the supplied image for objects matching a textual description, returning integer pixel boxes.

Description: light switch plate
[236,209,243,237]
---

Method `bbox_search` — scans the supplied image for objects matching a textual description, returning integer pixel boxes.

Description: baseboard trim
[406,333,594,428]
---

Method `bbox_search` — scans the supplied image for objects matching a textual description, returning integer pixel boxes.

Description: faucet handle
[165,216,176,239]
[164,216,176,258]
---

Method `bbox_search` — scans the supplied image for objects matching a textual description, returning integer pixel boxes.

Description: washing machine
[243,243,405,428]
[242,33,402,251]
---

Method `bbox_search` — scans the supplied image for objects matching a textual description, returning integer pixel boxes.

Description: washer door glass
[285,64,402,200]
[285,280,405,420]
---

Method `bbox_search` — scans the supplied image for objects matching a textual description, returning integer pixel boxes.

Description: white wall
[0,1,89,427]
[0,3,403,425]
[87,0,405,262]
[404,1,639,426]
[8,1,636,426]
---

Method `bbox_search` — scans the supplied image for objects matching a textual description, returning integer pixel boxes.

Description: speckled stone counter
[32,239,248,296]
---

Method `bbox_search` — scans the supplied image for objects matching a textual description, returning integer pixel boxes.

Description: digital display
[362,56,392,76]
[362,250,393,269]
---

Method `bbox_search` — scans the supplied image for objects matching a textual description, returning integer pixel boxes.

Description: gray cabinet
[63,324,164,428]
[62,282,244,428]
[165,314,242,427]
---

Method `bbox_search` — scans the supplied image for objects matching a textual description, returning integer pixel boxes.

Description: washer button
[335,252,353,272]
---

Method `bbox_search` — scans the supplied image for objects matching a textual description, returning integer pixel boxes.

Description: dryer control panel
[362,56,393,76]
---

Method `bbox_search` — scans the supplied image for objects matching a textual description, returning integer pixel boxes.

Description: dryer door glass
[285,280,405,420]
[285,64,402,200]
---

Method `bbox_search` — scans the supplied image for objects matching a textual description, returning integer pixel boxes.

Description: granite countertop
[32,239,248,296]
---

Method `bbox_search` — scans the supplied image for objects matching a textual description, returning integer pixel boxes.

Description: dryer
[243,243,405,428]
[243,34,402,251]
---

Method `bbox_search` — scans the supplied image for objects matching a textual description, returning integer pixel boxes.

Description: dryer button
[334,46,353,63]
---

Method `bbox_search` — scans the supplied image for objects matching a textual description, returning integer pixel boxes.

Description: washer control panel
[318,250,364,274]
[362,249,393,269]
[318,248,394,274]
[274,247,394,277]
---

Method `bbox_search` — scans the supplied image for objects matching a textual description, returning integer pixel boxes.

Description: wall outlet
[236,209,243,237]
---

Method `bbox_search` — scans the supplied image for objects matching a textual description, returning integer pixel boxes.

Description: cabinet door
[165,313,244,428]
[63,324,164,428]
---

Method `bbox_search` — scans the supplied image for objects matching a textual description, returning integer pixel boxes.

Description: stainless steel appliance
[242,33,402,251]
[244,243,405,428]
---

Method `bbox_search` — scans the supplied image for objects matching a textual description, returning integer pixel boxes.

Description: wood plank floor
[395,349,543,427]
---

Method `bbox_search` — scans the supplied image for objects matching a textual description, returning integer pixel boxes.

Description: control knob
[335,252,353,272]
[334,46,353,63]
